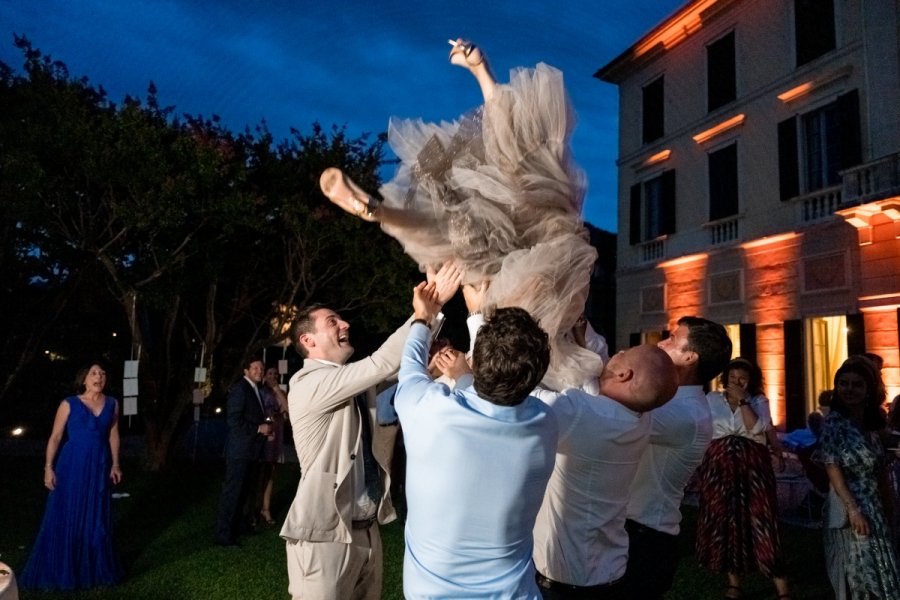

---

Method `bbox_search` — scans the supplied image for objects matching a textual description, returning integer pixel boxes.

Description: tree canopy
[0,36,418,468]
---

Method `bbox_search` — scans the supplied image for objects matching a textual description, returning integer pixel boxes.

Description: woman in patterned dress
[819,356,900,599]
[696,357,791,599]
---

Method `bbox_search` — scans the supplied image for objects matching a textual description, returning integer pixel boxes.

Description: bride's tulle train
[379,63,601,390]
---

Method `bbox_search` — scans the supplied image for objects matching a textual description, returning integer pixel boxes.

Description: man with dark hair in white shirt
[623,316,732,600]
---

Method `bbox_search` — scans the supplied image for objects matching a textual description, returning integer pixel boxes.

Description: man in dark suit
[214,356,272,546]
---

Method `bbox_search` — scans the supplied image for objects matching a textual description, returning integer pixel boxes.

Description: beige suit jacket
[279,316,415,544]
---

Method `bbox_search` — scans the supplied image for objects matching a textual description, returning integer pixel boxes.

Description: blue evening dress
[20,395,122,590]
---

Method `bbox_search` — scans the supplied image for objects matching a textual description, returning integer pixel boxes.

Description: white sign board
[123,378,139,397]
[193,367,207,383]
[123,396,138,416]
[123,360,139,378]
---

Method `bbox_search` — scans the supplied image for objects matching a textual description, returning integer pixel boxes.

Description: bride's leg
[319,167,433,229]
[449,39,496,102]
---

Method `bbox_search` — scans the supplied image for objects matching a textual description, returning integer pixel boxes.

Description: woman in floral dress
[819,356,900,599]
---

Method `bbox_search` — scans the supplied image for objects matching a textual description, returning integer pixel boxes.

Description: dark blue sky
[1,0,684,231]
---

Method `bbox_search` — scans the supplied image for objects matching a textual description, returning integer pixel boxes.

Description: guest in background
[818,389,833,417]
[696,357,791,600]
[783,410,825,452]
[889,393,900,556]
[819,356,900,599]
[258,365,289,527]
[214,356,272,546]
[20,362,123,590]
[791,411,829,520]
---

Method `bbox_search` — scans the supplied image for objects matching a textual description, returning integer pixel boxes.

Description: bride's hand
[449,38,484,69]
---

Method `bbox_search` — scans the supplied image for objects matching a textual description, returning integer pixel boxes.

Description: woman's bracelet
[112,464,121,469]
[738,399,750,406]
[44,464,53,470]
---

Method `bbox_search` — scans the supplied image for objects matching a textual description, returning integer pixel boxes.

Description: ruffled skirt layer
[379,63,600,390]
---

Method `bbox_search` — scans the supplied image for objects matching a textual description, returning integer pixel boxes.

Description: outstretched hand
[427,261,463,305]
[462,280,489,315]
[413,281,441,323]
[434,348,471,381]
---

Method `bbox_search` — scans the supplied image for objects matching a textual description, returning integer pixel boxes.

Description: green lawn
[1,455,832,599]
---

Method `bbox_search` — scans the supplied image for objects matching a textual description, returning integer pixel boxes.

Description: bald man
[531,345,678,599]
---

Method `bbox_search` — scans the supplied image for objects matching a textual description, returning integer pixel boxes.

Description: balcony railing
[639,239,665,264]
[704,216,740,245]
[792,152,900,224]
[841,152,900,206]
[796,185,842,223]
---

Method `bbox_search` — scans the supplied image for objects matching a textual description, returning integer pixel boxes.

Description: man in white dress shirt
[531,344,678,599]
[623,316,732,600]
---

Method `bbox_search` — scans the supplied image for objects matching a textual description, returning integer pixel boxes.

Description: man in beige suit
[280,266,459,600]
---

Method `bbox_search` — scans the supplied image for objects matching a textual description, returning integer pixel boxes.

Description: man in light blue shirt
[395,303,558,599]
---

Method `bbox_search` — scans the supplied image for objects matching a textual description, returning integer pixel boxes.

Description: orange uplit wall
[661,254,709,329]
[741,234,802,426]
[844,202,900,401]
[863,308,900,402]
[756,324,786,425]
[635,0,720,56]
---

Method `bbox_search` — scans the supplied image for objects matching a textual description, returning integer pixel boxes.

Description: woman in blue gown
[20,362,123,590]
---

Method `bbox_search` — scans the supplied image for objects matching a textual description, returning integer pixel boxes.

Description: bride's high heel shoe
[319,168,380,221]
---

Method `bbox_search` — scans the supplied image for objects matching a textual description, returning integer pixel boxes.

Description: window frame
[708,142,739,221]
[642,76,665,144]
[707,31,736,112]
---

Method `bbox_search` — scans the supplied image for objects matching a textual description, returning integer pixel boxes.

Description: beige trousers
[285,525,382,600]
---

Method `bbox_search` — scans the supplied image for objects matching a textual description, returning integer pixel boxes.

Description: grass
[1,454,832,599]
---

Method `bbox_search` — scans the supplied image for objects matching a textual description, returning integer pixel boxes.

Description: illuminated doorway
[805,315,848,415]
[641,330,667,346]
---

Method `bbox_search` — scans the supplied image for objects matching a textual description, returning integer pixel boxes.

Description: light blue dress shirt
[395,323,558,599]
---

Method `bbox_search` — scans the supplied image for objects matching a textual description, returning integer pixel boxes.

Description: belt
[536,572,623,592]
[351,515,377,530]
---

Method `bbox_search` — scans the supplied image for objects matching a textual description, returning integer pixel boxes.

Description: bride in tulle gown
[320,38,601,391]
